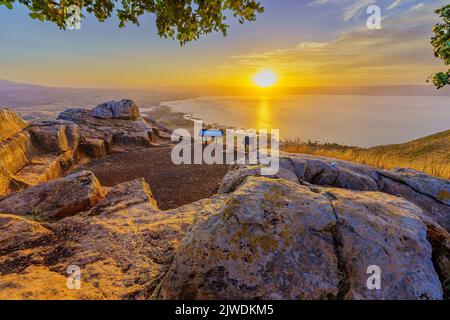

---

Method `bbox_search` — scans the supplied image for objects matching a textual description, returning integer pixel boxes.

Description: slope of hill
[281,130,450,179]
[0,79,192,112]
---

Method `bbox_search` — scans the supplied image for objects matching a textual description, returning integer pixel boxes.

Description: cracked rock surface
[159,176,443,300]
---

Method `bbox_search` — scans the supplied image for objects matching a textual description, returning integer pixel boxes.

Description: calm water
[163,95,450,147]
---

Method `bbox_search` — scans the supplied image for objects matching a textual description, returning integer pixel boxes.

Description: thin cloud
[309,0,444,22]
[226,1,446,86]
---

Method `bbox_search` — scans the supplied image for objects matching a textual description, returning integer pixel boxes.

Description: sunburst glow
[253,69,278,88]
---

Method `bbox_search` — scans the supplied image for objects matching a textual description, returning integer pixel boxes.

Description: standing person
[244,135,250,155]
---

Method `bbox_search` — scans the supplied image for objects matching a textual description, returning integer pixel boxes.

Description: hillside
[0,102,449,300]
[280,130,450,179]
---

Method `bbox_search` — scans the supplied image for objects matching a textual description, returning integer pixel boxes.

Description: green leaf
[431,4,450,88]
[29,12,45,22]
[3,0,264,45]
[0,1,13,10]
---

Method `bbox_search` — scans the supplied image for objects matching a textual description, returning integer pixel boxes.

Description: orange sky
[0,0,448,89]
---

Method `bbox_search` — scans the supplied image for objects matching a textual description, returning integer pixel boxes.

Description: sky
[0,0,448,89]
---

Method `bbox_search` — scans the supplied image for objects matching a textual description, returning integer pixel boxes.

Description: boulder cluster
[0,101,448,300]
[0,100,170,195]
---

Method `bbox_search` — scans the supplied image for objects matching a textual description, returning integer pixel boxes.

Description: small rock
[27,120,80,154]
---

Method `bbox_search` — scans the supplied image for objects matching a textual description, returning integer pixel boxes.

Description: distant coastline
[143,103,450,179]
[160,95,450,147]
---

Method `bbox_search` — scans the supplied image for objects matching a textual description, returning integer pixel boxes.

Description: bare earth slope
[75,147,230,210]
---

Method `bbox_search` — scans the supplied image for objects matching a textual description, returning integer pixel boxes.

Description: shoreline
[152,95,450,148]
[143,104,450,179]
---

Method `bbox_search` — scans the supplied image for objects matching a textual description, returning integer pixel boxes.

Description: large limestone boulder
[325,187,442,300]
[0,178,224,299]
[27,120,79,154]
[0,112,81,196]
[160,177,340,300]
[0,131,33,193]
[158,176,443,300]
[0,110,33,194]
[221,153,450,232]
[289,154,450,232]
[382,167,450,205]
[0,109,28,142]
[0,171,105,221]
[92,99,140,120]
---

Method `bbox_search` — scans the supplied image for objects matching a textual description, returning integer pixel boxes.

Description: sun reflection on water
[256,96,274,130]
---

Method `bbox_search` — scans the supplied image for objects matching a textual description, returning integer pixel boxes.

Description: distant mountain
[0,80,192,112]
[0,79,46,89]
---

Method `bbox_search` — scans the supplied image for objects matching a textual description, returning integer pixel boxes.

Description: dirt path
[76,146,230,210]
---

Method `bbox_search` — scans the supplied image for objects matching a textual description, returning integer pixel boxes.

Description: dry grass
[280,130,450,180]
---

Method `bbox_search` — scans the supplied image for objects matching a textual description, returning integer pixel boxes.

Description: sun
[253,69,278,88]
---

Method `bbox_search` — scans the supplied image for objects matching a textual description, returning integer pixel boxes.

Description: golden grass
[280,130,450,180]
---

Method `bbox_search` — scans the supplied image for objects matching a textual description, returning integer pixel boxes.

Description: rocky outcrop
[27,120,79,154]
[0,130,34,193]
[0,110,32,194]
[57,100,162,152]
[291,154,450,232]
[0,109,28,142]
[0,164,448,300]
[0,171,105,221]
[220,154,450,232]
[0,176,224,299]
[0,102,171,197]
[0,214,102,299]
[158,177,443,300]
[91,99,140,120]
[0,110,81,196]
[11,120,81,187]
[0,104,448,300]
[212,154,450,299]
